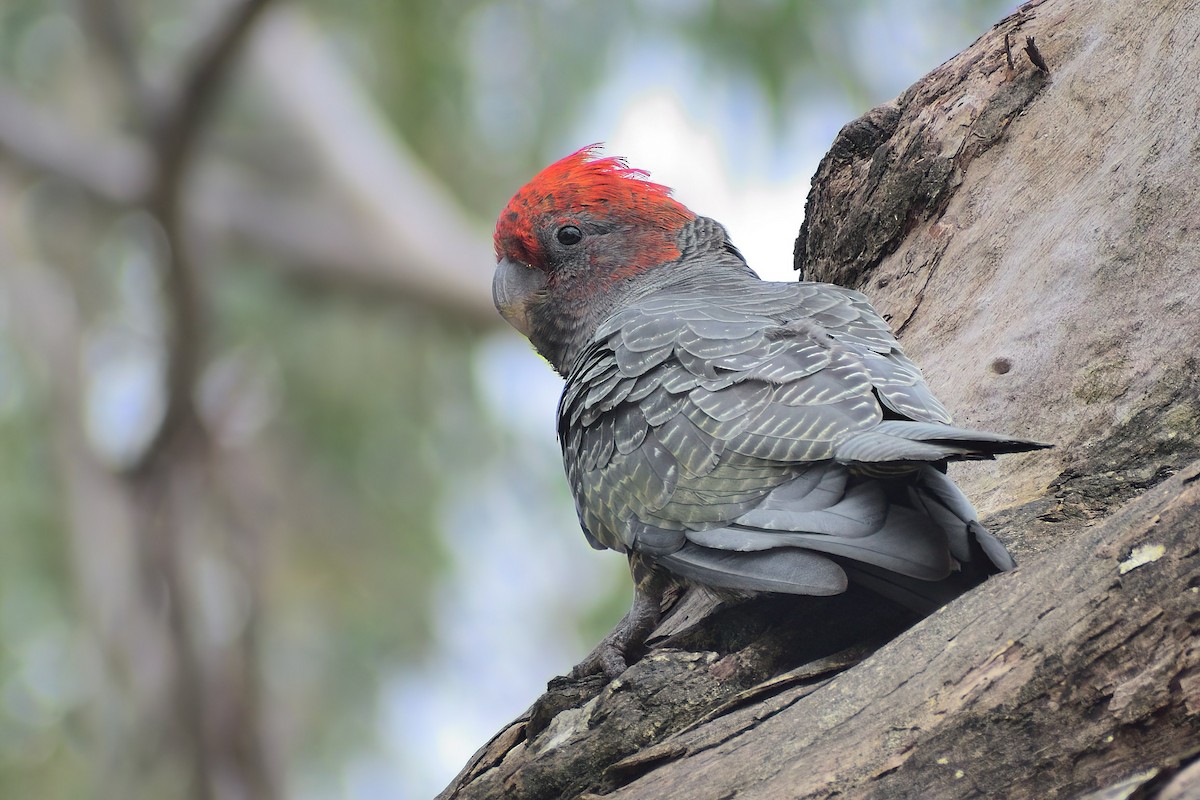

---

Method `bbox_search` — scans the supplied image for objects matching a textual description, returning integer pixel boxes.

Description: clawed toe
[567,642,629,680]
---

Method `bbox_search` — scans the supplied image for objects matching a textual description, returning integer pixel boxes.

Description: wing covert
[559,286,916,555]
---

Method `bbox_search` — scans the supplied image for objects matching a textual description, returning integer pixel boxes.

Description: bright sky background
[605,89,828,283]
[578,32,854,284]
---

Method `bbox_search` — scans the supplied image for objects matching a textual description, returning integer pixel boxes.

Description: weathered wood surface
[797,0,1200,536]
[601,462,1200,799]
[441,0,1200,796]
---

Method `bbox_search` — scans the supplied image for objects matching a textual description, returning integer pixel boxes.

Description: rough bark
[441,0,1200,797]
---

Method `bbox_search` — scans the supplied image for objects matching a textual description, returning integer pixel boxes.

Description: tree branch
[135,0,275,475]
[0,83,147,201]
[0,83,498,323]
[70,3,279,799]
[246,8,497,318]
[78,0,151,120]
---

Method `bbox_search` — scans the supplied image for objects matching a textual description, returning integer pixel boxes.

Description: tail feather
[660,461,1020,610]
[837,561,986,615]
[836,421,1051,465]
[970,519,1016,572]
[908,465,1017,568]
[692,503,954,581]
[657,543,848,596]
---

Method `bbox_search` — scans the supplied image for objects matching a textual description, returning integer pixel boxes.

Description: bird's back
[559,278,1047,609]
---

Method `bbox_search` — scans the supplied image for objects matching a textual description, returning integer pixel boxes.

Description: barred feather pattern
[557,223,1045,600]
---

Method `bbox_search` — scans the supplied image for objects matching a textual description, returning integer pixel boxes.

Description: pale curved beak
[492,257,547,338]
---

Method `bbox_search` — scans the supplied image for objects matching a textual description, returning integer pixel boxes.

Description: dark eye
[556,225,582,246]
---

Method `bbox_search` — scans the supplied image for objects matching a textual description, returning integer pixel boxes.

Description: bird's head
[492,145,696,372]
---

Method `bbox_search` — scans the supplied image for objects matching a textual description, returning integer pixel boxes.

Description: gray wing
[559,282,1040,597]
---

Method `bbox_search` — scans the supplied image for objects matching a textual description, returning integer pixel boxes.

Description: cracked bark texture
[441,0,1200,797]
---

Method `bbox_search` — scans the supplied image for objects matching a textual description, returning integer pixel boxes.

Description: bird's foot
[568,632,637,680]
[565,563,669,679]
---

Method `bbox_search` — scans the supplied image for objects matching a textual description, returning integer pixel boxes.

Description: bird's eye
[556,225,583,246]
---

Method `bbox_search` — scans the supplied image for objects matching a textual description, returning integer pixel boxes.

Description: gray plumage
[556,217,1047,606]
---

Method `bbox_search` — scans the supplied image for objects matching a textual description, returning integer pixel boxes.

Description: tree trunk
[440,0,1200,797]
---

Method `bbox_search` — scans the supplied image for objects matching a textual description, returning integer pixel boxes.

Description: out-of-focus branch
[2,4,497,799]
[0,237,178,800]
[137,0,274,476]
[151,0,274,207]
[0,83,148,201]
[78,0,151,120]
[248,8,497,320]
[0,83,499,323]
[77,3,277,799]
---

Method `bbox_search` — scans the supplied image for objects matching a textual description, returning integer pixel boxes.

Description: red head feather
[494,145,695,269]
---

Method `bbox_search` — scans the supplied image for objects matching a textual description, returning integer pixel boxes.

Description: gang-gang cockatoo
[492,146,1047,678]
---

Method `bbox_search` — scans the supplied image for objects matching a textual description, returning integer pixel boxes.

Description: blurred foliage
[0,367,84,800]
[0,0,1013,796]
[313,0,1013,218]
